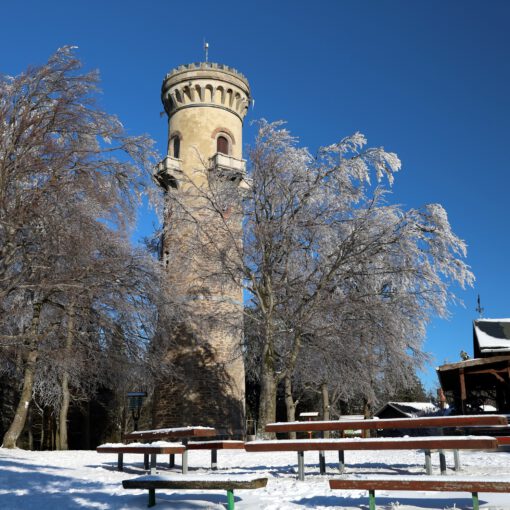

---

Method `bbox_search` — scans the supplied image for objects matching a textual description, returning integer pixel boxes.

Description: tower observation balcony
[209,153,251,190]
[154,155,182,191]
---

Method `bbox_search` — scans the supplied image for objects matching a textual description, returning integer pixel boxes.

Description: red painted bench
[329,475,510,510]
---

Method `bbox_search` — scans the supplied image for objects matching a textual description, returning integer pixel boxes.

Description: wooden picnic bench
[265,414,508,475]
[97,443,187,473]
[122,474,268,509]
[245,436,498,480]
[329,475,510,510]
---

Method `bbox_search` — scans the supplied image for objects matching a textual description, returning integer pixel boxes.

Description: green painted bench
[329,475,510,510]
[122,474,268,508]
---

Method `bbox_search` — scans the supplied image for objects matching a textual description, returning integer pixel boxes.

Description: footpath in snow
[1,446,510,509]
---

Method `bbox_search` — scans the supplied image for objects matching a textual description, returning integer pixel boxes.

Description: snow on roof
[375,402,439,418]
[475,319,510,353]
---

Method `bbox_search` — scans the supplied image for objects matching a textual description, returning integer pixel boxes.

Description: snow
[475,319,510,352]
[129,426,215,435]
[99,441,183,448]
[2,445,510,508]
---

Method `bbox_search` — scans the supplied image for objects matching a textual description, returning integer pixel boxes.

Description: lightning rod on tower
[204,40,209,62]
[476,294,484,318]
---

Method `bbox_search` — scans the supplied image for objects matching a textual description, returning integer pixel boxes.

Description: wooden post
[211,449,218,470]
[297,451,305,481]
[117,453,123,472]
[150,453,157,474]
[169,453,175,468]
[144,453,149,470]
[460,368,467,414]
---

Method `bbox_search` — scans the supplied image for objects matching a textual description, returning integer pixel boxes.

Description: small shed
[374,402,441,437]
[375,402,440,420]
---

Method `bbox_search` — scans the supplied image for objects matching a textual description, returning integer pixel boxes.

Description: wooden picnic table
[265,414,508,434]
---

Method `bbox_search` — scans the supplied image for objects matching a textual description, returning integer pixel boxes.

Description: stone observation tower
[153,62,251,435]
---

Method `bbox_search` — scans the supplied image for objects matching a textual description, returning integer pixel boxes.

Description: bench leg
[297,451,305,481]
[117,453,123,472]
[454,449,461,471]
[424,449,432,475]
[472,491,479,510]
[338,450,345,473]
[211,449,218,470]
[226,489,235,510]
[148,488,156,507]
[169,453,175,468]
[319,450,326,475]
[182,450,188,474]
[368,489,376,510]
[144,453,149,471]
[150,453,157,474]
[439,450,447,475]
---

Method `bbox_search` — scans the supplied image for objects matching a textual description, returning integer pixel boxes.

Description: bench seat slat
[123,475,268,490]
[187,441,245,450]
[329,477,510,492]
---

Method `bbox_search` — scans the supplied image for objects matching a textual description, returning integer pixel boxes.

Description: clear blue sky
[2,0,509,390]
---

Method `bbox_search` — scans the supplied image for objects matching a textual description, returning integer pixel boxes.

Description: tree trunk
[2,348,38,448]
[257,316,278,437]
[2,301,42,449]
[258,366,277,438]
[321,382,330,439]
[284,375,297,439]
[59,303,75,450]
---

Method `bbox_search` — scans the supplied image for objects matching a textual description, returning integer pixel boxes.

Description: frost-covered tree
[175,120,473,434]
[0,47,160,448]
[243,123,473,432]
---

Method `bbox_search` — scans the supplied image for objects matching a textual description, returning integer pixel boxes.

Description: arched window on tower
[217,135,229,155]
[172,136,180,159]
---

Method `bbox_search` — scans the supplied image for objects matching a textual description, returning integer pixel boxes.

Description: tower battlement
[162,62,251,120]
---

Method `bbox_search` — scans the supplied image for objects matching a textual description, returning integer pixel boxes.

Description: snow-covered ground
[1,446,510,509]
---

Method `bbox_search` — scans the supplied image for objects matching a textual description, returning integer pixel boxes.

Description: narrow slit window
[217,135,229,155]
[172,137,180,159]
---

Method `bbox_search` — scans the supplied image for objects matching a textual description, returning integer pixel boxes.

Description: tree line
[0,48,473,448]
